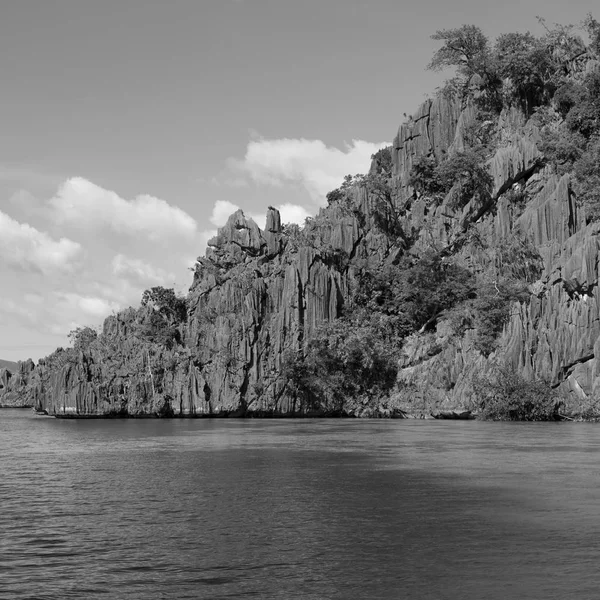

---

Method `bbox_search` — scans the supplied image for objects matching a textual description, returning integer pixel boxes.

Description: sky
[1,0,599,361]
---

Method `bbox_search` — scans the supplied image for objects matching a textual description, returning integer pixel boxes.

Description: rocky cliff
[0,360,35,407]
[4,25,600,418]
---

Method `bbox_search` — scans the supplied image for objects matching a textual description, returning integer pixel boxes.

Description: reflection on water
[1,410,599,599]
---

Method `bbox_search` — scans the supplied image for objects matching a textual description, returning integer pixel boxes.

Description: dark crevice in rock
[561,354,595,381]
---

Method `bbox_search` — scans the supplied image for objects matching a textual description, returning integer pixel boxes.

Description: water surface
[1,410,599,599]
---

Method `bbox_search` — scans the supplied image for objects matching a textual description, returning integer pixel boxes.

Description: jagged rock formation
[0,360,35,407]
[4,26,600,418]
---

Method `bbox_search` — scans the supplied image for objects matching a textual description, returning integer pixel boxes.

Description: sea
[1,409,599,600]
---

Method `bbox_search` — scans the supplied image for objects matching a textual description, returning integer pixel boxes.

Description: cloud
[49,177,198,242]
[56,292,121,319]
[278,203,311,225]
[0,209,82,274]
[112,254,175,287]
[210,200,241,227]
[208,199,311,235]
[246,203,310,231]
[231,137,389,204]
[0,176,208,357]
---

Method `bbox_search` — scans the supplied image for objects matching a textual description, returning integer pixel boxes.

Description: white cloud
[247,203,310,231]
[232,137,389,204]
[112,254,175,287]
[0,209,82,274]
[0,177,207,357]
[278,203,311,225]
[49,177,198,242]
[208,199,311,235]
[210,200,241,227]
[57,292,120,319]
[0,141,387,361]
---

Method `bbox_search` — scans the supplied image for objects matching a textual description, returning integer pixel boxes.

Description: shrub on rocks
[474,365,563,420]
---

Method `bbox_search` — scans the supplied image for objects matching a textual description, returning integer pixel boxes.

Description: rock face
[6,205,369,416]
[0,360,35,407]
[4,62,600,417]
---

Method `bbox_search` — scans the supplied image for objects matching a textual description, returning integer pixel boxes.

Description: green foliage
[364,172,407,240]
[448,233,542,356]
[461,108,498,149]
[488,234,544,283]
[325,174,355,207]
[474,365,562,420]
[537,17,586,64]
[478,235,541,355]
[554,81,586,117]
[428,18,597,113]
[573,136,600,220]
[141,286,187,323]
[284,249,475,408]
[408,156,441,197]
[137,287,187,349]
[370,146,393,175]
[538,67,600,218]
[539,128,584,174]
[469,278,530,356]
[326,170,407,242]
[409,149,493,209]
[494,32,554,109]
[428,25,490,79]
[583,13,600,55]
[283,318,399,409]
[68,326,98,352]
[437,149,493,208]
[354,250,475,335]
[137,312,182,349]
[561,71,600,138]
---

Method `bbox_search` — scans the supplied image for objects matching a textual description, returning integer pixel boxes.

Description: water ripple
[1,410,600,599]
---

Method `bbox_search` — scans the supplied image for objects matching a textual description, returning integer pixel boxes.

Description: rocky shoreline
[4,404,593,422]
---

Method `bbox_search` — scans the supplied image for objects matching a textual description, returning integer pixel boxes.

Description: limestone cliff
[4,27,600,418]
[0,360,35,407]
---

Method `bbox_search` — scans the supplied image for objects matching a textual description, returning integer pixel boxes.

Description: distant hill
[0,359,19,372]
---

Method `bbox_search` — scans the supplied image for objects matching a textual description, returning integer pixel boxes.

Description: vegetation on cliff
[3,16,600,419]
[285,15,600,419]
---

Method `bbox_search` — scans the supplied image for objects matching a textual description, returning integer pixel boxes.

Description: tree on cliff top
[583,13,600,55]
[141,286,187,323]
[68,326,98,352]
[428,25,490,79]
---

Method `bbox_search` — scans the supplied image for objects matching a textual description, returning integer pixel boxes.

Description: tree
[284,318,399,410]
[141,286,187,323]
[362,172,408,242]
[370,146,393,175]
[409,149,493,209]
[474,364,562,421]
[408,156,442,197]
[326,170,409,244]
[554,81,587,117]
[428,25,490,79]
[574,137,600,220]
[494,32,554,109]
[353,250,475,334]
[68,326,98,351]
[583,13,600,56]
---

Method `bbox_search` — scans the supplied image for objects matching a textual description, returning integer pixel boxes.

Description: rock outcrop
[0,360,35,407]
[4,47,600,418]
